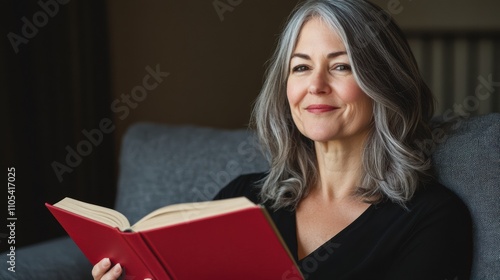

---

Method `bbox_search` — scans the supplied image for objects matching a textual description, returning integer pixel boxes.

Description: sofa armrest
[433,113,500,279]
[0,237,92,280]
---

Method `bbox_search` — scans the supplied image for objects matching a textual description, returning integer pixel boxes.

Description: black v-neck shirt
[213,172,473,280]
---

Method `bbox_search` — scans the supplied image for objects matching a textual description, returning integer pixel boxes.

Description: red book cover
[140,206,302,280]
[45,203,172,279]
[46,199,303,280]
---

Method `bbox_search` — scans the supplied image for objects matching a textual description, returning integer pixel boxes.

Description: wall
[107,0,500,150]
[371,0,500,115]
[106,0,301,151]
[371,0,500,31]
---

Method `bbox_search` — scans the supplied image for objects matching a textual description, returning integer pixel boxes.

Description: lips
[305,104,339,113]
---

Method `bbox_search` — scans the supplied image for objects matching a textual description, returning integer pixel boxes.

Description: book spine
[121,232,173,280]
[138,232,180,280]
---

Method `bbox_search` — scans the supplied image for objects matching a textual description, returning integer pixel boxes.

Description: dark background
[1,0,499,252]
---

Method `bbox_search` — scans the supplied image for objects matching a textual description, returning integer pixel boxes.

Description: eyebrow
[290,51,347,60]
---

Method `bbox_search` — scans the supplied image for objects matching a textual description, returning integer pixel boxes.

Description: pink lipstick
[305,104,339,113]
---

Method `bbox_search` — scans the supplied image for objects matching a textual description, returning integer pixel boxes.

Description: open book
[46,197,303,280]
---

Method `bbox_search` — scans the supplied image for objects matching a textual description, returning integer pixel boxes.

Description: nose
[308,69,331,95]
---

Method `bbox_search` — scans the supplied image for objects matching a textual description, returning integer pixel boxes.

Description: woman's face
[287,17,373,144]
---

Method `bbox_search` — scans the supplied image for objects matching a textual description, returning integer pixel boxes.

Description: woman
[93,0,472,279]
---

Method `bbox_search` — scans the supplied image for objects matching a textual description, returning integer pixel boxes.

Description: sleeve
[212,172,266,204]
[385,194,473,280]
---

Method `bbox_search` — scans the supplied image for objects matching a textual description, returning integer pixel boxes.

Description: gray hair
[252,0,435,209]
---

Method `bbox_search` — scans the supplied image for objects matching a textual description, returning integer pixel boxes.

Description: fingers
[105,264,122,280]
[92,258,123,280]
[92,258,111,279]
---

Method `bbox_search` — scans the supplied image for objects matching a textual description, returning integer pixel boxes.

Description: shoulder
[407,181,471,220]
[212,172,267,204]
[389,181,473,236]
[376,180,473,258]
[379,182,473,278]
[377,180,471,225]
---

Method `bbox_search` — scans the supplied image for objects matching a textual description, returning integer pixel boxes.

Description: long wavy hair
[252,0,435,209]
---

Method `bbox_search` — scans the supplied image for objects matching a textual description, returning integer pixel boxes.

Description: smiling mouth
[305,104,339,113]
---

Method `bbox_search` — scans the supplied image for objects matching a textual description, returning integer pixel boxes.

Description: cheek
[339,82,373,119]
[286,80,305,130]
[286,79,301,107]
[337,81,366,103]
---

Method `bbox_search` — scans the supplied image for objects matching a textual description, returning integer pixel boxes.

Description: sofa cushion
[115,123,269,224]
[0,237,91,280]
[432,113,500,279]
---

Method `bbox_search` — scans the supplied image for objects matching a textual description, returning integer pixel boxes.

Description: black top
[214,172,473,280]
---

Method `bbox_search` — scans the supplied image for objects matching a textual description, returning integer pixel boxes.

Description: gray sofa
[1,113,499,280]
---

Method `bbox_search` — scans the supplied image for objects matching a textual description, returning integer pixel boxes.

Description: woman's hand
[92,258,122,280]
[92,258,152,280]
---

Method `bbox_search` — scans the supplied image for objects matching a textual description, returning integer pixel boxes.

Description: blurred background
[2,0,499,251]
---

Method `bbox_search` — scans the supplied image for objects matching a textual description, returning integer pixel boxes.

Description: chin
[301,130,340,143]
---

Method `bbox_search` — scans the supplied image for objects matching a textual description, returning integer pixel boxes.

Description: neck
[313,133,368,201]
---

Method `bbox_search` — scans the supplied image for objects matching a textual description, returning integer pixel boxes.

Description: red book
[46,197,303,280]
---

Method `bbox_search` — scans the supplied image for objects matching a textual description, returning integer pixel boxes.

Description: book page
[132,197,255,232]
[54,197,130,230]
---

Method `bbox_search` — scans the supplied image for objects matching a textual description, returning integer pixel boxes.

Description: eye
[291,65,310,73]
[334,64,351,71]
